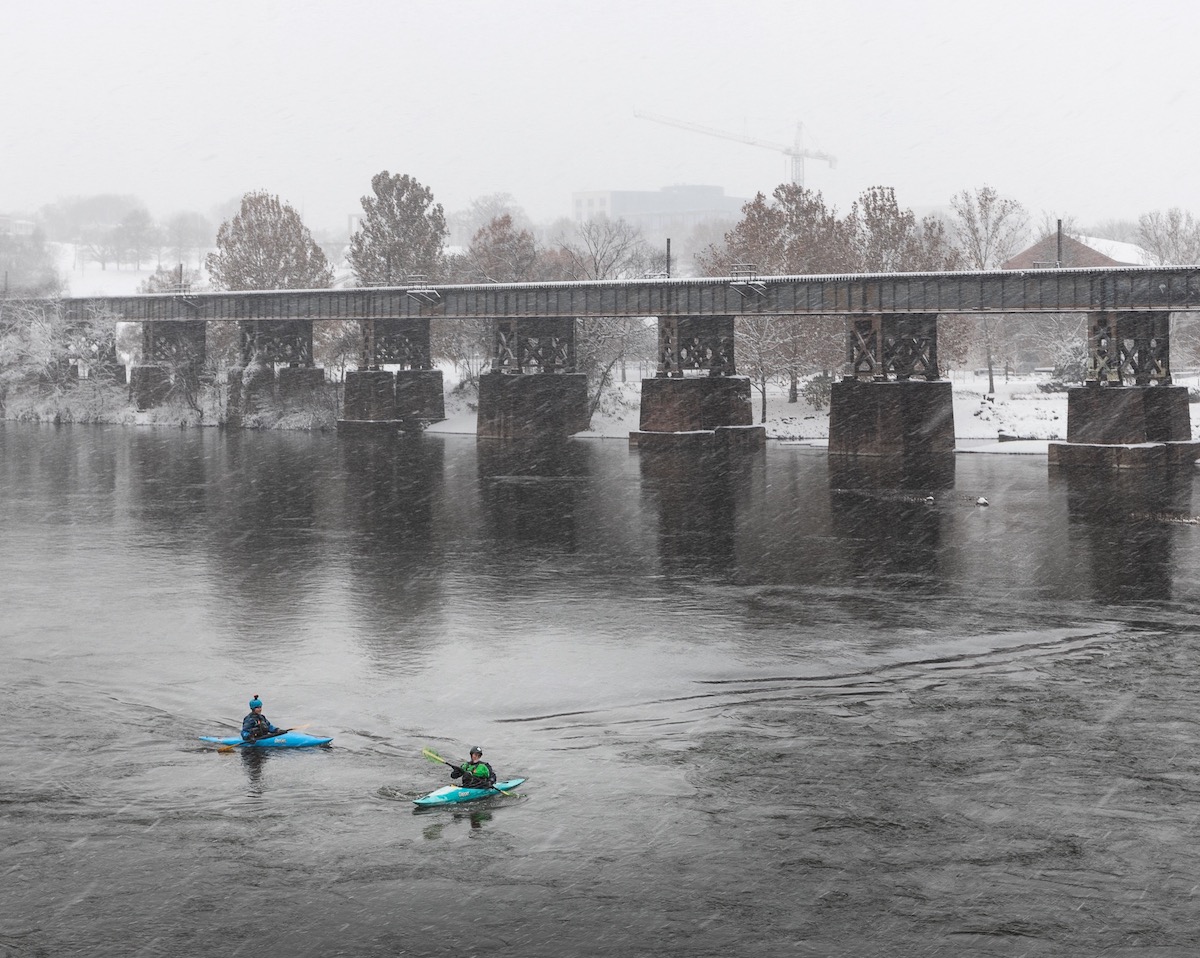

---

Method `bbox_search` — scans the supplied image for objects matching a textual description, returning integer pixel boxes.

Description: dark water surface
[4,423,1200,957]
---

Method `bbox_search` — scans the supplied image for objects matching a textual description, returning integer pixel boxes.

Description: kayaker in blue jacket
[450,747,497,788]
[241,695,282,741]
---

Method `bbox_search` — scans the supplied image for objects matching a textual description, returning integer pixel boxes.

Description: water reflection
[476,439,593,551]
[1051,465,1195,602]
[0,423,121,526]
[239,747,270,796]
[336,433,449,667]
[638,443,764,576]
[827,454,956,589]
[417,809,493,839]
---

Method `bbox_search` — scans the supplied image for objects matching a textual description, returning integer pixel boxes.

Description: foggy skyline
[5,0,1199,235]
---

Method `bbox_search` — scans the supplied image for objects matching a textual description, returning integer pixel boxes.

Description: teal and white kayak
[199,732,333,749]
[413,778,526,807]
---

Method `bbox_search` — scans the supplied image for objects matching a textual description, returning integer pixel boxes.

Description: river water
[4,423,1200,957]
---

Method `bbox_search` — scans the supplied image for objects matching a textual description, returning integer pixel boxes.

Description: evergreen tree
[348,171,446,286]
[206,192,333,291]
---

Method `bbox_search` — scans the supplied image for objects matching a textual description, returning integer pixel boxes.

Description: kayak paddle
[422,747,515,796]
[217,724,311,752]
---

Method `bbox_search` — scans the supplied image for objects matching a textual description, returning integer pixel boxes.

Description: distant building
[1003,234,1151,269]
[572,184,747,240]
[0,214,36,237]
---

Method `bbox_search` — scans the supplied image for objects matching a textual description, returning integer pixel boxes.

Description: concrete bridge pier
[828,314,955,457]
[129,319,207,410]
[476,318,589,439]
[339,318,445,433]
[1050,311,1200,467]
[227,319,321,416]
[631,316,763,450]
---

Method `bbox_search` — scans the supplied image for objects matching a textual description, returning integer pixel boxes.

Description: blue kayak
[413,778,526,807]
[199,732,333,749]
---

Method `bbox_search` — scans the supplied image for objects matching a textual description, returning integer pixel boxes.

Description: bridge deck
[57,266,1200,322]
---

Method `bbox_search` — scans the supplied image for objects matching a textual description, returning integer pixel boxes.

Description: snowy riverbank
[428,374,1086,450]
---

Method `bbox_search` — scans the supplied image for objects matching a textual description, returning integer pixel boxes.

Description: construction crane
[634,110,836,188]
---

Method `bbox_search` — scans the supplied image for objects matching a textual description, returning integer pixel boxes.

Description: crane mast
[634,110,836,188]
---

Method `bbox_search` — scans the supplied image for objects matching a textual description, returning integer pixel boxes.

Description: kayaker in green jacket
[450,747,497,788]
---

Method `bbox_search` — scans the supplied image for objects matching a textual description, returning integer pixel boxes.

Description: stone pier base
[637,376,754,432]
[339,368,446,433]
[828,379,955,456]
[1050,385,1197,468]
[476,372,589,439]
[342,370,396,422]
[1066,385,1191,443]
[1048,440,1200,469]
[395,369,445,423]
[630,377,761,449]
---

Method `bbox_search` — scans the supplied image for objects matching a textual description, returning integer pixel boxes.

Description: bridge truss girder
[657,316,736,377]
[143,320,206,369]
[363,318,433,369]
[491,317,577,374]
[1087,311,1171,386]
[848,314,940,382]
[239,320,312,366]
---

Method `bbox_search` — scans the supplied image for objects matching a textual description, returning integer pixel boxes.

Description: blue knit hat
[249,696,263,709]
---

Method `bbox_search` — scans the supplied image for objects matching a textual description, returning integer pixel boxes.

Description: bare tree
[138,265,201,293]
[950,185,1029,270]
[1086,218,1140,244]
[551,219,660,413]
[846,186,962,272]
[164,211,213,270]
[460,215,540,283]
[116,209,161,270]
[1137,208,1200,265]
[555,218,658,281]
[447,193,531,248]
[1035,213,1081,243]
[0,228,62,296]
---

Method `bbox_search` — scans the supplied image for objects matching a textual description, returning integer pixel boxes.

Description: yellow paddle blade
[422,747,448,764]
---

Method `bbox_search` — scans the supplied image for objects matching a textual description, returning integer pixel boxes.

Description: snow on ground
[53,243,163,297]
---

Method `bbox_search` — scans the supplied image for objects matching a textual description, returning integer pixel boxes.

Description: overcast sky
[4,0,1198,236]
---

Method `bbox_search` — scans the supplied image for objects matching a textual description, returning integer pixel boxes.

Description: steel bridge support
[340,317,444,432]
[632,316,762,449]
[1051,311,1198,467]
[828,314,954,457]
[476,317,589,439]
[129,320,207,411]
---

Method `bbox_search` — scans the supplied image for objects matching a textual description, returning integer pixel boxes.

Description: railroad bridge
[57,265,1200,465]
